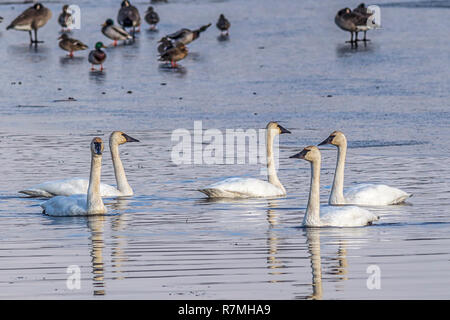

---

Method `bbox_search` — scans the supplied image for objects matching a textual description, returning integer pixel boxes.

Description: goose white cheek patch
[367,5,381,28]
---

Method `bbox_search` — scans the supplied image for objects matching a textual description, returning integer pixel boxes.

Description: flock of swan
[24,123,411,228]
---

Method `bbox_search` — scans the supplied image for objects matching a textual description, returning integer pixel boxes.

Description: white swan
[19,131,139,197]
[290,146,379,227]
[198,122,291,198]
[318,131,411,206]
[41,138,107,216]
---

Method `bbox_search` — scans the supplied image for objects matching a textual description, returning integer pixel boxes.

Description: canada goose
[6,3,52,45]
[118,0,141,39]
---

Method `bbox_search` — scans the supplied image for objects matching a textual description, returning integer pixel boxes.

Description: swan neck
[304,160,321,227]
[110,141,133,195]
[330,142,347,205]
[87,155,105,214]
[266,129,285,194]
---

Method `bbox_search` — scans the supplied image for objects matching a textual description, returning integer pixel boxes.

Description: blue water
[0,0,449,299]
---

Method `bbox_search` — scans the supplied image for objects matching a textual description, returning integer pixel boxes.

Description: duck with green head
[102,18,132,47]
[88,42,107,71]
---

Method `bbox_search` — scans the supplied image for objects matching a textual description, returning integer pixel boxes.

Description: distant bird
[6,3,52,45]
[0,17,3,24]
[151,0,168,3]
[334,8,374,44]
[216,14,230,35]
[118,0,141,38]
[58,5,73,32]
[159,42,188,67]
[353,3,373,41]
[102,18,132,46]
[88,42,107,71]
[144,6,159,30]
[58,33,88,57]
[157,36,173,54]
[165,23,211,45]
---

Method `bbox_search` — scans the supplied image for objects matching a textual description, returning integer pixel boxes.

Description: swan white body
[198,122,290,198]
[200,177,285,198]
[291,146,379,228]
[20,131,139,198]
[41,138,107,217]
[24,178,125,197]
[319,131,411,206]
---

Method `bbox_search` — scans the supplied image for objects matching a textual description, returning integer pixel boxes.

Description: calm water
[0,0,449,299]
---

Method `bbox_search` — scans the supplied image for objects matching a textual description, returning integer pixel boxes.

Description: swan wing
[320,205,379,227]
[344,184,411,205]
[20,178,123,197]
[199,177,285,198]
[40,194,87,216]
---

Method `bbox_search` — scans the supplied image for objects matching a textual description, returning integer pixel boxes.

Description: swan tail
[391,193,412,205]
[198,188,247,198]
[19,189,54,198]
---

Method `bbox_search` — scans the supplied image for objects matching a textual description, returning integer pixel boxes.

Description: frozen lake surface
[0,0,449,299]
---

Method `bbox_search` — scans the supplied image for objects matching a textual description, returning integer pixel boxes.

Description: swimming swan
[19,131,139,197]
[318,131,411,206]
[290,146,379,227]
[41,138,107,216]
[198,122,291,198]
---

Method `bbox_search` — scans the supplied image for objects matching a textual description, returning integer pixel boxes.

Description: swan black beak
[318,136,332,146]
[290,149,307,159]
[94,142,103,155]
[122,133,140,143]
[278,125,291,134]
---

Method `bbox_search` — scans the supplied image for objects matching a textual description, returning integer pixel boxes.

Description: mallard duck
[157,36,173,54]
[166,23,211,45]
[102,18,132,46]
[118,0,141,38]
[6,3,52,44]
[144,6,159,30]
[335,8,371,44]
[158,42,188,67]
[88,42,107,71]
[58,5,73,32]
[58,33,88,57]
[216,14,230,35]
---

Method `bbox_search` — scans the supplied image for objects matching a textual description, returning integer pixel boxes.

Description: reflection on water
[59,56,85,66]
[266,201,285,282]
[88,216,106,296]
[305,228,323,300]
[335,42,375,58]
[158,63,188,76]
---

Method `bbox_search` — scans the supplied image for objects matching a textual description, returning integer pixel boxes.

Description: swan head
[110,131,140,146]
[318,131,346,147]
[91,137,104,156]
[266,122,291,135]
[290,146,320,163]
